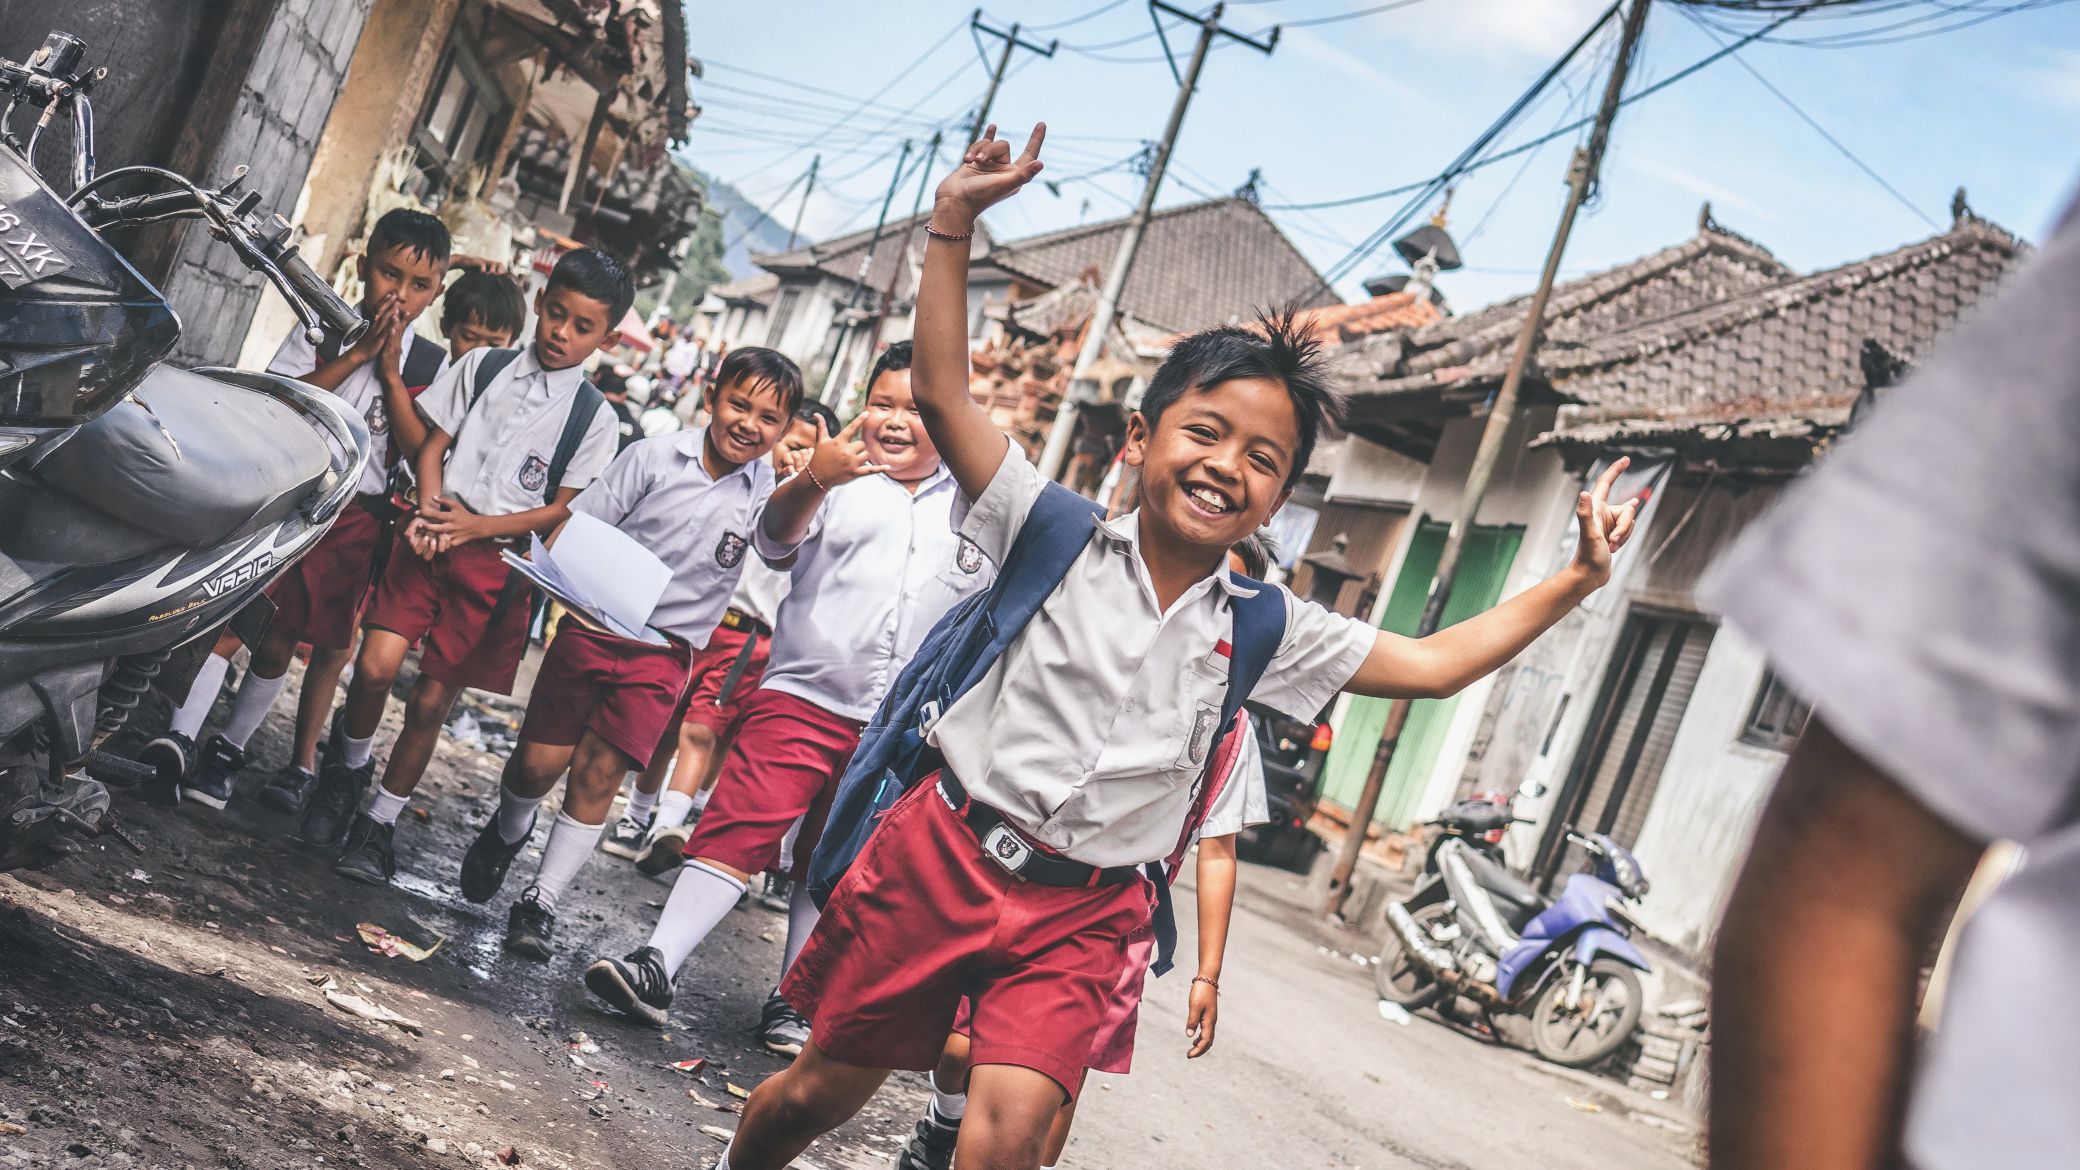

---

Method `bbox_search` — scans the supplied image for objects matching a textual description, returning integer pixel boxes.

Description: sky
[681,0,2080,310]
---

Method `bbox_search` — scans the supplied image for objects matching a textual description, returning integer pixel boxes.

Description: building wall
[163,0,378,366]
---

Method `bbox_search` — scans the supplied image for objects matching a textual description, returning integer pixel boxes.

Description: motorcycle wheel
[1529,958,1643,1068]
[1373,902,1449,1009]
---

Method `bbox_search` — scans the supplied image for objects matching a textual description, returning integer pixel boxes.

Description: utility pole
[1035,1,1277,483]
[785,154,819,251]
[863,129,945,366]
[817,139,914,405]
[1324,0,1652,918]
[968,10,1057,146]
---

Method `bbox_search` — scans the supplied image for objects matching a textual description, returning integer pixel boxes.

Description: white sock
[715,1146,732,1170]
[928,1069,967,1122]
[221,667,289,750]
[689,786,712,812]
[495,784,546,845]
[776,816,803,875]
[647,860,745,975]
[530,811,604,913]
[624,782,658,824]
[343,732,375,768]
[781,881,819,976]
[168,654,230,740]
[654,789,695,831]
[364,786,409,825]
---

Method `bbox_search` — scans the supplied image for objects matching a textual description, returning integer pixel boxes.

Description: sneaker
[757,990,810,1057]
[757,872,793,914]
[634,822,691,877]
[298,757,372,849]
[255,765,319,815]
[894,1113,960,1170]
[584,946,674,1027]
[183,734,244,810]
[504,888,556,961]
[333,814,396,885]
[598,812,654,860]
[137,731,194,807]
[459,813,534,904]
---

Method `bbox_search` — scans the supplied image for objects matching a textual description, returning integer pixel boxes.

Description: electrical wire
[1255,0,1436,32]
[1026,0,1136,31]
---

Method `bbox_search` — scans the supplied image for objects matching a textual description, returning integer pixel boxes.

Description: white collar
[1096,509,1259,599]
[672,427,766,484]
[512,345,590,397]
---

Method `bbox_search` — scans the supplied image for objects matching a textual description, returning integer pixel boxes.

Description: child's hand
[1571,455,1641,586]
[1186,977,1219,1058]
[402,517,441,560]
[423,505,495,550]
[348,293,404,364]
[932,123,1046,226]
[805,412,889,490]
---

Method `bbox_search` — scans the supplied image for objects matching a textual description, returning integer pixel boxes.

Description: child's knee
[568,740,631,801]
[402,681,454,728]
[763,1072,851,1135]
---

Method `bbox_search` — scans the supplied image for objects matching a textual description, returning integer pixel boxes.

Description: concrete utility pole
[861,129,946,370]
[1324,0,1652,918]
[785,154,819,252]
[817,139,914,405]
[1035,1,1278,483]
[968,10,1057,147]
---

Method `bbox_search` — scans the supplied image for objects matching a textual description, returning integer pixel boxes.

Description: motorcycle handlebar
[277,249,366,349]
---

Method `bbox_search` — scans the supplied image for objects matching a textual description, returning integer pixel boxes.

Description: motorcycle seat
[1464,849,1547,923]
[30,365,334,548]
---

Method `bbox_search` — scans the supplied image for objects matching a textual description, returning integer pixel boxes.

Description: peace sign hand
[934,122,1047,224]
[1571,456,1642,585]
[805,412,890,491]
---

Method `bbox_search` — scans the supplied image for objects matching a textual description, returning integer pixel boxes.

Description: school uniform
[517,429,776,762]
[261,325,446,649]
[681,464,990,881]
[782,444,1374,1097]
[670,554,790,740]
[361,345,617,694]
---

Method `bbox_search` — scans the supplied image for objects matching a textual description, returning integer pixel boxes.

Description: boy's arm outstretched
[911,124,1048,501]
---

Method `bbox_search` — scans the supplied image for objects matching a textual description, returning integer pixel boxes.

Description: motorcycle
[1416,783,1543,874]
[1375,825,1654,1069]
[0,31,372,869]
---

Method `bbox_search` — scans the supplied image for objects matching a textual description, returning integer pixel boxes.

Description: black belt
[718,606,772,637]
[935,773,1141,888]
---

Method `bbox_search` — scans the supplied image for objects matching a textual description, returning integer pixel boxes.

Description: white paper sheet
[500,512,671,645]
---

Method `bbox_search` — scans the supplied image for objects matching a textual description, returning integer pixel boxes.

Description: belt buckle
[981,822,1033,878]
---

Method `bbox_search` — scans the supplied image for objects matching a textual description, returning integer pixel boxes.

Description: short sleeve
[569,440,649,527]
[266,328,318,379]
[417,347,483,436]
[754,485,826,565]
[1249,588,1375,722]
[1700,214,2080,845]
[556,401,621,493]
[952,439,1044,567]
[1200,732,1270,839]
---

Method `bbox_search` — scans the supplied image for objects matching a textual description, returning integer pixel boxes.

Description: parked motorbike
[1416,783,1543,874]
[1375,826,1653,1068]
[0,31,371,869]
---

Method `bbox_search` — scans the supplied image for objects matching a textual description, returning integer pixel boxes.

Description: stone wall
[163,0,376,366]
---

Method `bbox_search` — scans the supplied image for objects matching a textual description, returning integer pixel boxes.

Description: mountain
[691,163,799,279]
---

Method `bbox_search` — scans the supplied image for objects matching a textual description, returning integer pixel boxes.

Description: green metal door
[1319,520,1524,830]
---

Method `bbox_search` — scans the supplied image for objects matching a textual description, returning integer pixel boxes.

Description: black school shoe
[504,887,557,961]
[255,764,318,815]
[894,1111,961,1170]
[584,946,673,1027]
[136,730,194,807]
[333,814,396,885]
[183,734,245,810]
[756,990,810,1057]
[299,757,373,849]
[459,813,535,904]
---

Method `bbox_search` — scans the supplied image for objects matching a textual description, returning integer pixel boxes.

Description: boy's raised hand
[1572,455,1642,584]
[933,123,1046,224]
[805,412,890,490]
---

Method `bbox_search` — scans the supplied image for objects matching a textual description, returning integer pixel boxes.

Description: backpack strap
[402,333,446,390]
[543,379,606,505]
[473,347,521,403]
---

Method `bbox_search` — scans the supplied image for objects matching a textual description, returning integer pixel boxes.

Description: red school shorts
[780,777,1154,1100]
[951,925,1154,1077]
[678,623,770,736]
[268,500,389,650]
[362,537,533,694]
[518,617,695,764]
[679,687,862,881]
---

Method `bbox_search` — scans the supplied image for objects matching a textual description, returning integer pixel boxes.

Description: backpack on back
[805,479,1287,975]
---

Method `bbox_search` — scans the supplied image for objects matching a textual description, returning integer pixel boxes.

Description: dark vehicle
[1417,785,1543,874]
[0,31,372,869]
[1235,703,1330,872]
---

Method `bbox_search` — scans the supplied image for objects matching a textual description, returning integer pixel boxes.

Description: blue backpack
[806,480,1287,976]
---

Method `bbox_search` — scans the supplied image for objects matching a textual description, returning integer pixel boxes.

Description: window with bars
[765,288,802,349]
[409,44,509,204]
[1741,670,1811,752]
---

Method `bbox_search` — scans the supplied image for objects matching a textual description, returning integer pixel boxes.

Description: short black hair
[864,340,913,397]
[793,399,839,436]
[366,208,451,267]
[1231,530,1277,579]
[1140,308,1341,488]
[546,246,636,322]
[440,270,527,339]
[713,345,804,415]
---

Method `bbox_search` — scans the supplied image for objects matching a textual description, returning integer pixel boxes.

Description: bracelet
[924,222,973,243]
[1191,975,1219,993]
[803,463,831,494]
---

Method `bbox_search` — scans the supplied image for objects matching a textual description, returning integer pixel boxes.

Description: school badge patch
[956,537,984,574]
[715,531,748,568]
[366,400,389,436]
[1184,705,1217,767]
[516,453,550,494]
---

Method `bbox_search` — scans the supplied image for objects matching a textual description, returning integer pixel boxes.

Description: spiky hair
[1140,306,1343,487]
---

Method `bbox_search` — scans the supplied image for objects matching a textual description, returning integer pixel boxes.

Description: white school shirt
[418,345,619,517]
[567,428,775,648]
[728,556,792,628]
[1198,730,1269,840]
[267,324,432,496]
[929,444,1374,869]
[752,465,991,722]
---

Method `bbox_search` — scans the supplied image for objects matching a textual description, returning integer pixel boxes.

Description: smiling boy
[713,125,1641,1170]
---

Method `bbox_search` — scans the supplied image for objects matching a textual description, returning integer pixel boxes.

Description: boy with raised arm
[714,124,1639,1170]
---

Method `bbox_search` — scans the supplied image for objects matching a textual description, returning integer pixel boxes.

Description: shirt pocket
[934,535,991,594]
[1169,663,1231,776]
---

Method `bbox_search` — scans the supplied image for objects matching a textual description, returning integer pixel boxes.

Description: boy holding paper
[466,349,806,959]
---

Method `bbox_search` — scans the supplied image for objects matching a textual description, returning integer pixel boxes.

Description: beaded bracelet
[804,463,832,494]
[924,222,973,243]
[1191,975,1220,993]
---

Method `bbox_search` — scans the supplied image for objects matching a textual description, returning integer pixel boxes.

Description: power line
[1255,0,1436,32]
[1026,0,1135,31]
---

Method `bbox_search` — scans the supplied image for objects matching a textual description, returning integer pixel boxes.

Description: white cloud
[1283,30,1435,107]
[1626,154,1769,222]
[2007,48,2080,113]
[1366,0,1616,62]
